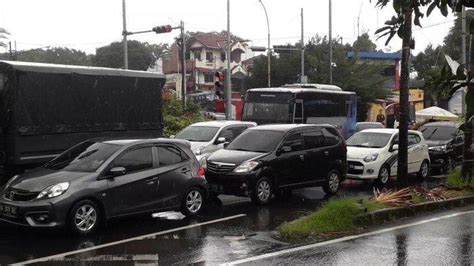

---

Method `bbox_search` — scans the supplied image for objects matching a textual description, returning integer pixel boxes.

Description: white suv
[346,128,430,185]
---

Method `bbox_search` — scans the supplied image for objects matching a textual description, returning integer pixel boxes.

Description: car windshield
[227,130,284,153]
[419,126,457,141]
[175,126,220,142]
[43,141,121,172]
[356,123,384,132]
[347,132,392,148]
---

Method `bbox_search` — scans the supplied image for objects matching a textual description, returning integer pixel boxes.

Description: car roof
[248,124,333,132]
[360,128,421,135]
[102,138,190,147]
[420,121,460,128]
[356,122,384,125]
[187,120,256,128]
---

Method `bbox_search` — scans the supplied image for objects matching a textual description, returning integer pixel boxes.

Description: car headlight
[36,182,70,200]
[233,161,259,173]
[194,147,205,156]
[429,145,447,152]
[200,157,207,169]
[4,175,19,191]
[363,153,379,163]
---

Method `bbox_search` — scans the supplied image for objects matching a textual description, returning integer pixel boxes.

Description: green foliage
[94,40,168,70]
[353,33,377,52]
[162,96,204,137]
[278,198,387,239]
[14,47,93,66]
[0,28,8,48]
[447,168,474,187]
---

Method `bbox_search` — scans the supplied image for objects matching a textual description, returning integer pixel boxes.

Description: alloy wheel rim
[186,190,203,214]
[75,205,97,232]
[257,180,271,202]
[380,168,389,183]
[422,162,429,177]
[329,173,339,192]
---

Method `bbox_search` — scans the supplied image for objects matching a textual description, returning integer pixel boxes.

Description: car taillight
[197,166,206,179]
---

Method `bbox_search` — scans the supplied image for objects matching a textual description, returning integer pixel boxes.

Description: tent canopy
[416,106,459,121]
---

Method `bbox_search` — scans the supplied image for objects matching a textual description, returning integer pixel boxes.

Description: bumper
[428,152,450,170]
[0,197,69,228]
[346,159,381,180]
[206,172,257,196]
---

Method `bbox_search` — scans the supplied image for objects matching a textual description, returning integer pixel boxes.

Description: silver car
[174,121,256,164]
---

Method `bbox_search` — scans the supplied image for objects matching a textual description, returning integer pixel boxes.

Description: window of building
[221,52,226,62]
[194,52,201,61]
[204,73,214,83]
[206,52,213,62]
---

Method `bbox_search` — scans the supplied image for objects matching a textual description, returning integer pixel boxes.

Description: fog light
[367,169,374,174]
[28,213,51,224]
[240,183,248,190]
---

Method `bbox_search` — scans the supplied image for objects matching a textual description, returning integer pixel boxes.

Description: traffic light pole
[122,0,128,69]
[180,21,187,108]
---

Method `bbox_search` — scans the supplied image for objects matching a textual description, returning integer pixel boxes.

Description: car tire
[69,200,100,235]
[418,160,430,180]
[376,165,390,186]
[181,187,204,216]
[323,170,341,195]
[250,177,273,205]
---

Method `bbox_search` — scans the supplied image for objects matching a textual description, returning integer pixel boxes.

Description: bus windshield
[243,92,293,123]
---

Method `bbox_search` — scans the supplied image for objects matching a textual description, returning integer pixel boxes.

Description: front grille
[207,161,236,175]
[348,161,364,175]
[3,188,39,202]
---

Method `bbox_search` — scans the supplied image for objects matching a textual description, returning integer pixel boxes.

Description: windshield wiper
[347,144,369,148]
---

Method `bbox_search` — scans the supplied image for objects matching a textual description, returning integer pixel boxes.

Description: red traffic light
[152,25,173,34]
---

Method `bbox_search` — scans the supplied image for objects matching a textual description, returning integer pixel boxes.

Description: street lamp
[258,0,271,88]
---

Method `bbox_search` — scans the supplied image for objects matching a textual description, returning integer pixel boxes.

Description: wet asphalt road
[0,175,451,265]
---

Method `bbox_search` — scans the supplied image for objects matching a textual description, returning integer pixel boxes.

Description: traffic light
[152,25,173,34]
[214,71,225,98]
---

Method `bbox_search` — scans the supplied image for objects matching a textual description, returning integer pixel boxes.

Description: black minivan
[205,124,347,204]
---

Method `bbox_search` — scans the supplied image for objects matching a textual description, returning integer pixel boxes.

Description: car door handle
[181,168,191,173]
[324,151,329,156]
[146,177,159,185]
[299,154,305,161]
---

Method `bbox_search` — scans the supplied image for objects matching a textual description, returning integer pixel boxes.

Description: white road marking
[14,213,246,265]
[224,209,474,265]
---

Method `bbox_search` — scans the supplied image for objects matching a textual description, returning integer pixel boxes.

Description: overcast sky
[0,0,456,55]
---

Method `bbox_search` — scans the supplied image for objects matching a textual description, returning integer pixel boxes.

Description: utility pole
[180,21,187,108]
[259,0,271,88]
[226,0,232,119]
[122,0,128,69]
[8,41,13,60]
[397,6,413,187]
[301,8,305,83]
[329,0,333,84]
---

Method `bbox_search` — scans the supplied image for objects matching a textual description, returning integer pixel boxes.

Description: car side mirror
[169,135,175,139]
[109,167,126,177]
[216,137,227,145]
[391,144,399,152]
[223,142,230,148]
[277,146,292,156]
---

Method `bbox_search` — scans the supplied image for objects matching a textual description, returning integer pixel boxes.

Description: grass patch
[411,193,426,204]
[278,198,387,239]
[447,168,474,187]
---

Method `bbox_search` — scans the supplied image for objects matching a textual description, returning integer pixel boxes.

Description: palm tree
[0,27,10,48]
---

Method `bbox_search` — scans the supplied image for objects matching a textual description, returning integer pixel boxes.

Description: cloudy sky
[0,0,456,55]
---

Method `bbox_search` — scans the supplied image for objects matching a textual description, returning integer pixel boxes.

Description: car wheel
[418,160,430,179]
[250,177,272,205]
[69,200,100,235]
[376,165,390,186]
[181,188,204,216]
[323,170,341,195]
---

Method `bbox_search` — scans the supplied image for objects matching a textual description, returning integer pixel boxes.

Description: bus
[0,60,165,179]
[242,84,357,139]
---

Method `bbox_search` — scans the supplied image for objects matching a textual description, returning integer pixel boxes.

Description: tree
[443,9,474,61]
[13,47,93,65]
[353,33,378,52]
[0,28,8,48]
[374,0,474,183]
[94,40,168,71]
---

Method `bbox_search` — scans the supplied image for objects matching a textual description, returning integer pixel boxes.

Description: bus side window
[293,101,304,123]
[346,102,352,118]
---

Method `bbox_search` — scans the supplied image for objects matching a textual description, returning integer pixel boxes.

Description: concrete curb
[355,195,474,226]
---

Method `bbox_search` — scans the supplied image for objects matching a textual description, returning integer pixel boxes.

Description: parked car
[174,121,256,164]
[355,122,384,132]
[0,138,207,235]
[418,122,464,173]
[346,128,430,185]
[206,124,347,205]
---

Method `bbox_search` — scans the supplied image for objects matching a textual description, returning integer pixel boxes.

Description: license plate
[0,204,17,217]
